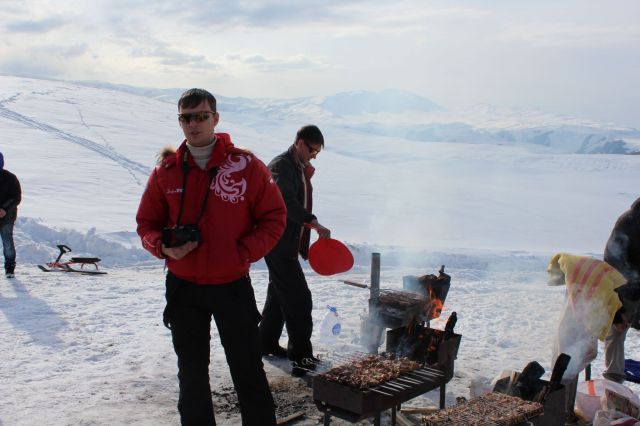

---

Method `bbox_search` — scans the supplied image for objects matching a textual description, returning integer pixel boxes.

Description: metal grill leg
[374,412,381,426]
[440,383,446,409]
[391,406,397,426]
[324,409,331,426]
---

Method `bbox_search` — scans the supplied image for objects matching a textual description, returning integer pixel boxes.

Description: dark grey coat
[605,197,640,328]
[0,169,21,225]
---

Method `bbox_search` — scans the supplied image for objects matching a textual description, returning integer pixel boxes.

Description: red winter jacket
[136,133,286,284]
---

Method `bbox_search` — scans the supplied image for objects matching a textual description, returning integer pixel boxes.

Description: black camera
[162,224,202,248]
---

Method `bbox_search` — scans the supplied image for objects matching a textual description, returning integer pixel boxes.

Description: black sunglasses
[304,141,321,155]
[178,111,216,124]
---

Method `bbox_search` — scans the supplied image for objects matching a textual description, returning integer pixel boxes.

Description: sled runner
[37,244,107,275]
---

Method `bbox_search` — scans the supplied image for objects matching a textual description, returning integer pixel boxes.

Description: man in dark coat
[603,197,640,383]
[259,124,331,376]
[0,152,21,278]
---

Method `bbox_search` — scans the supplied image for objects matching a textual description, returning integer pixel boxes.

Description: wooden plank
[400,406,440,414]
[341,279,369,289]
[276,411,305,425]
[396,412,417,426]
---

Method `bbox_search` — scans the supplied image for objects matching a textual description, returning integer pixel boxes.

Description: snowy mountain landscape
[1,75,640,425]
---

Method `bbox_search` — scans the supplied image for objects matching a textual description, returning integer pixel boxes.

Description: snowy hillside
[1,75,638,259]
[0,76,640,263]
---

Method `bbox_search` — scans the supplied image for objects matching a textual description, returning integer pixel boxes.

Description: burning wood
[422,392,544,426]
[317,354,421,390]
[427,287,444,319]
[403,266,451,320]
[386,318,460,370]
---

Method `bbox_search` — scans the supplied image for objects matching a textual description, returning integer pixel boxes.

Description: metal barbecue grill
[314,357,449,426]
[422,391,545,426]
[313,340,460,424]
[312,253,461,425]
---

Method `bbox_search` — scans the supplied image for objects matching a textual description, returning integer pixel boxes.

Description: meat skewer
[422,392,543,425]
[397,376,422,385]
[369,388,395,397]
[316,354,421,390]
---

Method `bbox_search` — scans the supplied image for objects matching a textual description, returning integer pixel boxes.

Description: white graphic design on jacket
[212,155,249,203]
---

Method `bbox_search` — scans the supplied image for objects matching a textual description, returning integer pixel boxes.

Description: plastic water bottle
[319,305,341,344]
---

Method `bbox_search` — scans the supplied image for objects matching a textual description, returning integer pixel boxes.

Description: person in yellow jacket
[547,252,626,420]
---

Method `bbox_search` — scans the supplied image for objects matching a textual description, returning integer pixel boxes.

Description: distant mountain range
[74,79,640,155]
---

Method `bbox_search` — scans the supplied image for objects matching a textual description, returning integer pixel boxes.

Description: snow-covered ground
[1,75,639,425]
[2,255,638,425]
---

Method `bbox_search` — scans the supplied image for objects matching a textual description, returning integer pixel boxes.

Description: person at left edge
[0,152,21,279]
[136,88,286,425]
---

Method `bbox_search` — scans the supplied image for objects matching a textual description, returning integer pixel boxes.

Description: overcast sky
[1,0,638,127]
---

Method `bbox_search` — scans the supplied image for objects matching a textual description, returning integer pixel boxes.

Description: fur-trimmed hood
[156,145,176,164]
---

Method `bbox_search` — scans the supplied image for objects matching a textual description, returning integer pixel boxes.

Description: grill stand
[315,367,449,425]
[318,404,402,426]
[316,390,447,426]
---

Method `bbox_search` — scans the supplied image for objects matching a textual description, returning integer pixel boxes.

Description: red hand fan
[308,238,354,276]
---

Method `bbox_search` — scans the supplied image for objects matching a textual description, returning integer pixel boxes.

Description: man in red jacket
[137,88,286,425]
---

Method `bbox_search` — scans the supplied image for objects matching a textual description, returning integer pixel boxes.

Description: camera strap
[175,150,219,226]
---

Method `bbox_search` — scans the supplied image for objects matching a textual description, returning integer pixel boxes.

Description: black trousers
[259,254,313,361]
[166,273,276,426]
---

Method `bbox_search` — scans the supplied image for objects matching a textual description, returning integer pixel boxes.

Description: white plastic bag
[577,380,640,422]
[593,409,640,426]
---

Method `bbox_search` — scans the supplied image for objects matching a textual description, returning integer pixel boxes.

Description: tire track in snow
[76,108,119,160]
[0,103,150,184]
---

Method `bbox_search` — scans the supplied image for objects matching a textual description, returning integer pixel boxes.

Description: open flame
[427,286,444,319]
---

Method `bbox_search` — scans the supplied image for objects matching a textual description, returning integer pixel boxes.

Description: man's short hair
[178,88,217,112]
[296,125,324,147]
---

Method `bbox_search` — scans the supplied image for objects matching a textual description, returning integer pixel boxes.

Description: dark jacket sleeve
[605,201,640,328]
[1,172,21,222]
[605,214,640,283]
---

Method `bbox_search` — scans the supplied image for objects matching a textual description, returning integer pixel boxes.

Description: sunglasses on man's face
[304,142,321,156]
[178,111,216,124]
